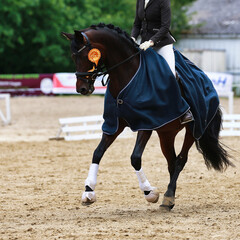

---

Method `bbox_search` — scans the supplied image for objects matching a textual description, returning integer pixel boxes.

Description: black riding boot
[180,110,194,124]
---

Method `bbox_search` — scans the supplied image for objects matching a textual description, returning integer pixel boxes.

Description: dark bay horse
[62,23,233,211]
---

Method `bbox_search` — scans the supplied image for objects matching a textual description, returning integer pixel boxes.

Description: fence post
[0,94,11,125]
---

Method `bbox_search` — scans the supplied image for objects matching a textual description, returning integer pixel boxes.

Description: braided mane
[90,23,139,48]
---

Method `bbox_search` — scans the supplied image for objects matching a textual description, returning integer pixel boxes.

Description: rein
[75,32,142,86]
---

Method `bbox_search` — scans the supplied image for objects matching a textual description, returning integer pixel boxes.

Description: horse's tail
[195,107,234,171]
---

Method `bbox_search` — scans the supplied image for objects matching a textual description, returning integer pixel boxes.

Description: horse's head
[62,24,140,97]
[61,30,103,95]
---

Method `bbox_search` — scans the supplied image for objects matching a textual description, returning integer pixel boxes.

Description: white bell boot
[135,168,159,203]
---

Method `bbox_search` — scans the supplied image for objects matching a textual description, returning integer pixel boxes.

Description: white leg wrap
[135,168,153,192]
[84,163,99,191]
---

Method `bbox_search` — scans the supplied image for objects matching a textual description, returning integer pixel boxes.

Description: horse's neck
[103,38,140,98]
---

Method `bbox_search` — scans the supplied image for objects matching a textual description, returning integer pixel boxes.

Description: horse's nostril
[79,88,88,95]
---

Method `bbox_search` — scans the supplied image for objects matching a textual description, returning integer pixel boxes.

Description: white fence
[54,114,240,141]
[219,91,234,114]
[220,114,240,137]
[54,115,133,141]
[56,115,103,141]
[0,94,11,125]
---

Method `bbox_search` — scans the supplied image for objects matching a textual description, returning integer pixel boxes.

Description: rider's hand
[139,40,154,50]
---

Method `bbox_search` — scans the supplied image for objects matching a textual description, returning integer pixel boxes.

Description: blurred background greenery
[0,0,196,74]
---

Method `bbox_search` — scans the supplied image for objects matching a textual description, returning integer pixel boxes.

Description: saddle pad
[102,48,189,135]
[174,48,219,139]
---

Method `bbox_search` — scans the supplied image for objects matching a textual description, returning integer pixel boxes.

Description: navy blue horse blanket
[102,48,219,139]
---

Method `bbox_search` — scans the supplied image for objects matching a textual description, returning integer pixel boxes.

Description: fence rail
[221,114,240,136]
[54,114,240,141]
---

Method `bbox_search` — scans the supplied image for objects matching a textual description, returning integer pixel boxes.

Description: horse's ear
[74,30,84,43]
[61,32,74,41]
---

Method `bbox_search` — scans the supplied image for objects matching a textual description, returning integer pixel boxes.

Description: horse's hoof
[81,191,96,206]
[159,196,175,211]
[159,204,174,212]
[144,189,159,203]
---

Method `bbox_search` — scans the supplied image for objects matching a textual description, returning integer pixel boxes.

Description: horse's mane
[90,23,139,49]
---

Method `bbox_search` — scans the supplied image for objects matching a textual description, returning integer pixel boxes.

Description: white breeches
[154,44,176,77]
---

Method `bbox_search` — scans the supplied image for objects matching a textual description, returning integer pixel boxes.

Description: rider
[131,0,193,124]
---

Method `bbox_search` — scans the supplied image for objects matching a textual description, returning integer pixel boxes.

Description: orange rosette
[88,48,101,66]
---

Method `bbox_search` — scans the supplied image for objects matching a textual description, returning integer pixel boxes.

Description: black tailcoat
[131,0,175,48]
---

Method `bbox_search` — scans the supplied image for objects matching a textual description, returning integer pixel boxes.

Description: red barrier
[0,73,106,96]
[0,74,54,96]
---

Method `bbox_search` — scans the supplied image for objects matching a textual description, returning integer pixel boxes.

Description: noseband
[74,32,142,87]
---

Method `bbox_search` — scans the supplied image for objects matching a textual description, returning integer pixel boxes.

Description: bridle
[73,32,103,86]
[73,32,142,87]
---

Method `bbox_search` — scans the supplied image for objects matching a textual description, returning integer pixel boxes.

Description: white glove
[139,40,154,50]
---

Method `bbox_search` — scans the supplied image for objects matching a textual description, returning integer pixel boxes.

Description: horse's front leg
[131,130,159,203]
[82,122,125,206]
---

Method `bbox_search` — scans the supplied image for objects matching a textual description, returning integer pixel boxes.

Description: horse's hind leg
[158,127,195,211]
[131,130,159,203]
[82,122,125,206]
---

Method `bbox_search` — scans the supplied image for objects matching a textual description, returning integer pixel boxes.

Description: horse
[61,23,233,211]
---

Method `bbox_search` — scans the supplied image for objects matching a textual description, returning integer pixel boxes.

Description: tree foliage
[171,0,196,38]
[0,0,195,74]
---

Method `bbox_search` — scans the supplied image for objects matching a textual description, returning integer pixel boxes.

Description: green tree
[81,0,135,32]
[0,0,85,73]
[171,0,196,38]
[0,0,195,74]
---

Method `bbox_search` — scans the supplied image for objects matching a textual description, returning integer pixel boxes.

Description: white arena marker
[0,93,11,125]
